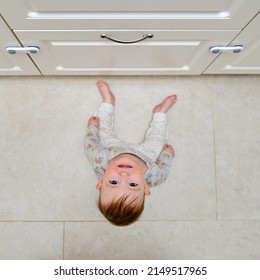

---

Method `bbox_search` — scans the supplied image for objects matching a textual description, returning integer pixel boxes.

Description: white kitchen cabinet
[0,0,259,75]
[0,16,40,75]
[15,30,239,75]
[0,0,259,30]
[204,13,260,74]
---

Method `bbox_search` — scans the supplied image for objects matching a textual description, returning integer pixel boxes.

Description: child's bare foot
[153,95,177,113]
[97,80,115,105]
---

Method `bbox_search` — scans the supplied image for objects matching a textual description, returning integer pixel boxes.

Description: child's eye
[109,180,118,185]
[129,182,139,187]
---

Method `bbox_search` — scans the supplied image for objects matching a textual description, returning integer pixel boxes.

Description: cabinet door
[0,16,40,75]
[14,30,239,75]
[0,0,259,30]
[204,13,260,74]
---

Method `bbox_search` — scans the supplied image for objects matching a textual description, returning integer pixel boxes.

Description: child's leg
[94,81,122,148]
[132,95,177,162]
[133,113,168,162]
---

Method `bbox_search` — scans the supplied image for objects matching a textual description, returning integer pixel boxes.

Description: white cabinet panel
[0,0,259,30]
[15,30,238,75]
[0,16,40,75]
[204,13,260,74]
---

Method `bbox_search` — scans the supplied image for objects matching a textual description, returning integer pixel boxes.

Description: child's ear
[96,178,103,190]
[144,182,151,196]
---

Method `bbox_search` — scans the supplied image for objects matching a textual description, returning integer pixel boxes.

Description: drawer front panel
[15,30,238,75]
[1,0,259,30]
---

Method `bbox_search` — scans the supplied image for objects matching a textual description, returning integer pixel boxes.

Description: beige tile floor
[0,75,259,259]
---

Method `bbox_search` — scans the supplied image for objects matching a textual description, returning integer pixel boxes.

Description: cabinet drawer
[1,0,259,30]
[15,30,239,75]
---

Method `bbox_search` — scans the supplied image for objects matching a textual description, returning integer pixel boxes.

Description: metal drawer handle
[209,45,243,54]
[100,33,153,44]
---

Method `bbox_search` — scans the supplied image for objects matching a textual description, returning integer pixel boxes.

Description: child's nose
[119,171,130,176]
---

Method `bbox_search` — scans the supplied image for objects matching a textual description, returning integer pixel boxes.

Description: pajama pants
[94,103,168,162]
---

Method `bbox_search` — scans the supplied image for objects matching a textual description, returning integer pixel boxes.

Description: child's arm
[84,116,107,178]
[146,144,175,186]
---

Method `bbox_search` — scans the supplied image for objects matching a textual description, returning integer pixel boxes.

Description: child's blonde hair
[98,195,145,226]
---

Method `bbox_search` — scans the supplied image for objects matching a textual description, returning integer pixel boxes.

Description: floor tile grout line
[63,222,65,260]
[0,219,259,223]
[210,87,219,221]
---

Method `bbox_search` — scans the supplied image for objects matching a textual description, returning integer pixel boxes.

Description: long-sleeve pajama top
[85,125,174,187]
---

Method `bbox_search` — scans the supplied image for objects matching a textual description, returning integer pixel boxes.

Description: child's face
[96,155,151,205]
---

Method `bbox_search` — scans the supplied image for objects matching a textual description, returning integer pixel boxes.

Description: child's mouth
[118,164,133,168]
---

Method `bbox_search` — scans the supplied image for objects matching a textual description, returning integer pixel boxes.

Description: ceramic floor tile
[92,76,216,221]
[212,76,260,220]
[0,77,103,221]
[64,221,260,260]
[0,222,63,259]
[0,75,260,261]
[138,76,216,220]
[0,76,216,221]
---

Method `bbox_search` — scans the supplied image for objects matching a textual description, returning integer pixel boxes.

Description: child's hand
[162,144,175,157]
[88,116,100,127]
